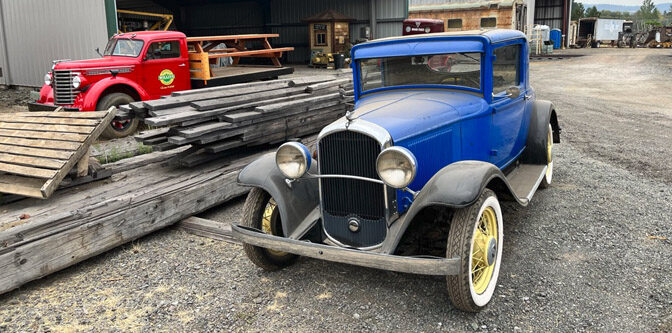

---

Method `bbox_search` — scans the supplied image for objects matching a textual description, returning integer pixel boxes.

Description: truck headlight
[276,142,311,179]
[72,75,81,89]
[44,73,52,86]
[376,147,417,189]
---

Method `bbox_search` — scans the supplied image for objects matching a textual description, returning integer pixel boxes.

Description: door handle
[178,63,186,67]
[524,94,531,100]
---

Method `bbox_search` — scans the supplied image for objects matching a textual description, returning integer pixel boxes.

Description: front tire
[98,93,139,139]
[446,189,503,312]
[241,188,298,271]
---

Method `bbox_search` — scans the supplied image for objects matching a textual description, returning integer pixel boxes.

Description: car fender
[81,77,150,110]
[381,160,523,253]
[237,152,320,239]
[522,100,560,164]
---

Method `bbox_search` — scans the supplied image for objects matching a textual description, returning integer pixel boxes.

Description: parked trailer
[577,18,625,48]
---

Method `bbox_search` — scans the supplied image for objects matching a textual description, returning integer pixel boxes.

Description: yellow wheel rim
[471,207,498,294]
[262,198,287,256]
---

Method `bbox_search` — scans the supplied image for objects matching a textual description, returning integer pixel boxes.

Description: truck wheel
[241,188,298,271]
[539,124,553,189]
[446,189,503,312]
[98,93,139,139]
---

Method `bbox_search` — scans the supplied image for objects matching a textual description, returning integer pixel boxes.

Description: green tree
[571,0,585,20]
[585,5,600,18]
[636,0,658,20]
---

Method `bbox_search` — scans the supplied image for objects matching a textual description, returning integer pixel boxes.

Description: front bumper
[28,102,79,112]
[232,224,461,276]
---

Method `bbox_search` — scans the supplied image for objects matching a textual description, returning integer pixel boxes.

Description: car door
[489,43,527,168]
[141,39,190,98]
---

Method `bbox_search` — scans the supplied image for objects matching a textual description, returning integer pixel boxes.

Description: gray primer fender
[522,100,560,164]
[380,160,523,253]
[237,152,320,239]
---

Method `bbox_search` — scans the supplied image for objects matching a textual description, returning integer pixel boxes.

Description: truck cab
[30,31,190,138]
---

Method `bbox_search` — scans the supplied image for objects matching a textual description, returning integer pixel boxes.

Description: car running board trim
[505,163,547,203]
[232,224,461,276]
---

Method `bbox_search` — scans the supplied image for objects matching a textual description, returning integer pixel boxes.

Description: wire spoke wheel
[541,123,554,188]
[261,198,288,256]
[446,189,503,312]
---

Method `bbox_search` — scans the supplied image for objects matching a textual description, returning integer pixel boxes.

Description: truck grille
[318,130,387,247]
[53,70,76,105]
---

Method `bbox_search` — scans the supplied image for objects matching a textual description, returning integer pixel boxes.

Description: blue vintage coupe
[232,29,560,312]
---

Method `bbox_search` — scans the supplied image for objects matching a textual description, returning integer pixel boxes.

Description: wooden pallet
[0,109,115,199]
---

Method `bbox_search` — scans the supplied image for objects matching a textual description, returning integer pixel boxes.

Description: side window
[447,19,462,30]
[481,17,497,28]
[492,44,521,94]
[146,40,181,60]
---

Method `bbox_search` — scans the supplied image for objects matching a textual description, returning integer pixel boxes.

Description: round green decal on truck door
[159,69,175,85]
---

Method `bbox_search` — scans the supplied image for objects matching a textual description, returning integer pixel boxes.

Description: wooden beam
[0,137,80,150]
[0,153,66,169]
[186,34,279,42]
[0,162,57,179]
[178,217,238,244]
[0,144,73,160]
[0,129,87,142]
[0,116,99,126]
[0,122,94,134]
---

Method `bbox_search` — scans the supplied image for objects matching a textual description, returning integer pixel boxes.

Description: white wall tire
[446,189,504,312]
[540,123,553,188]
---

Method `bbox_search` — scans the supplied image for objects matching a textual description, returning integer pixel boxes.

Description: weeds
[97,144,153,164]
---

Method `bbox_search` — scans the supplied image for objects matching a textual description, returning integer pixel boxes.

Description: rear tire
[241,188,298,271]
[98,93,138,139]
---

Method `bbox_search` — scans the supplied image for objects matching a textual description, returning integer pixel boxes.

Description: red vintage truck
[30,31,293,138]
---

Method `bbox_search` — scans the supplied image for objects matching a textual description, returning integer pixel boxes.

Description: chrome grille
[319,130,387,247]
[53,70,76,105]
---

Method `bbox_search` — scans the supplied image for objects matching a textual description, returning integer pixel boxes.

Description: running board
[505,163,547,203]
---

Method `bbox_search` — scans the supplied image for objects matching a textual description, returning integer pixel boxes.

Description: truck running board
[506,163,548,203]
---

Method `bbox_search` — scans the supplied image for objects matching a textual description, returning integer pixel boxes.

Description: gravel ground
[0,86,32,113]
[0,48,671,332]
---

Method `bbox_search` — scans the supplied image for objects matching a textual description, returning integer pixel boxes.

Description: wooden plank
[0,136,80,150]
[305,78,352,93]
[0,129,87,142]
[196,47,293,59]
[0,162,57,179]
[186,34,279,42]
[288,75,339,87]
[176,122,234,138]
[171,79,292,97]
[255,92,342,113]
[191,87,305,111]
[220,111,262,123]
[178,217,238,243]
[0,116,99,126]
[11,112,109,119]
[0,153,66,169]
[0,122,94,134]
[40,109,116,198]
[0,174,44,198]
[76,149,90,177]
[0,144,73,159]
[134,127,171,142]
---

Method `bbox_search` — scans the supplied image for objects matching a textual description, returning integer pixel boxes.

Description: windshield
[103,38,144,57]
[359,52,482,94]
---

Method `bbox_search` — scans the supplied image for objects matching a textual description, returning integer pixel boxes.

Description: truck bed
[190,65,294,89]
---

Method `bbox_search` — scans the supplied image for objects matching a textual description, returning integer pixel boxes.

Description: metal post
[369,0,376,40]
[0,0,11,85]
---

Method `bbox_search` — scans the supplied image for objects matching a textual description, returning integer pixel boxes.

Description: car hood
[53,57,138,70]
[351,89,488,142]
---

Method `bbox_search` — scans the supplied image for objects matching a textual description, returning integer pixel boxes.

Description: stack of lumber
[0,110,115,199]
[0,135,315,295]
[128,73,354,160]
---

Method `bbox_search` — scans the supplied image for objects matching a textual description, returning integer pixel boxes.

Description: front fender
[381,160,522,253]
[237,153,320,239]
[82,77,150,110]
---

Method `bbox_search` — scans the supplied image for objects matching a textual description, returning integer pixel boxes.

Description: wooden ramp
[0,110,115,199]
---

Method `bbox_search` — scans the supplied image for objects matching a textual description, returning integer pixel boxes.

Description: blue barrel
[550,29,562,49]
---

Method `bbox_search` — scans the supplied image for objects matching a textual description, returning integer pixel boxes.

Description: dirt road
[0,48,670,332]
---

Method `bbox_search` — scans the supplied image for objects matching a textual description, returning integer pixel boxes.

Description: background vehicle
[30,31,292,138]
[402,18,445,35]
[577,17,625,48]
[233,30,560,312]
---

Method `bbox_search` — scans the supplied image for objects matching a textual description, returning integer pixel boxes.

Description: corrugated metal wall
[0,0,109,87]
[534,0,563,30]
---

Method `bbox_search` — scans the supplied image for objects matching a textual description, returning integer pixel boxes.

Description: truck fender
[237,153,320,239]
[382,160,523,253]
[82,77,150,110]
[522,100,560,165]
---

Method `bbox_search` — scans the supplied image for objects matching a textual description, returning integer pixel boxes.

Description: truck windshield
[103,38,144,57]
[359,52,481,93]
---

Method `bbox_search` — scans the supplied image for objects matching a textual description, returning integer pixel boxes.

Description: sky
[577,0,657,5]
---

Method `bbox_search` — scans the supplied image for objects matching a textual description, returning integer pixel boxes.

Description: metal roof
[362,29,527,44]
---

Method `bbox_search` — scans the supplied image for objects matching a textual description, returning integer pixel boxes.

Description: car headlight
[376,146,417,189]
[276,142,311,179]
[72,75,81,89]
[44,73,52,86]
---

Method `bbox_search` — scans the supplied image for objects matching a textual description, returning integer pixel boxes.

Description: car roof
[368,29,526,44]
[114,31,186,40]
